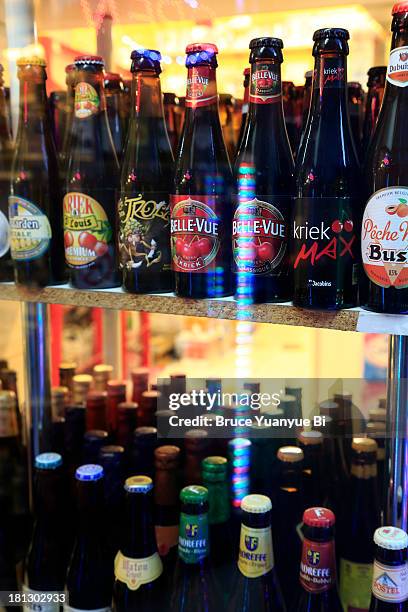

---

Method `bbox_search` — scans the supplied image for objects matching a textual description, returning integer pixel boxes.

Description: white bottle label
[372,560,408,603]
[387,46,408,87]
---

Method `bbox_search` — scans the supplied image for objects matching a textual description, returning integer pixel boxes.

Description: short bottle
[369,526,408,611]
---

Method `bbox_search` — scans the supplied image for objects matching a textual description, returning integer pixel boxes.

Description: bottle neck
[309,53,348,116]
[178,507,209,564]
[238,510,274,579]
[300,527,337,594]
[248,59,284,118]
[202,477,230,525]
[185,63,218,115]
[18,78,49,127]
[131,71,165,119]
[76,479,104,532]
[121,491,157,558]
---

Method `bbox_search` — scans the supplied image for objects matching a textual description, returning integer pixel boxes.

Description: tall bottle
[64,55,120,289]
[294,507,343,611]
[0,64,13,282]
[66,464,113,611]
[361,3,408,313]
[171,485,216,611]
[10,57,66,287]
[339,438,380,612]
[348,81,365,160]
[154,445,181,567]
[104,72,125,162]
[294,29,360,309]
[362,67,386,156]
[171,43,234,298]
[369,526,408,611]
[234,37,294,303]
[163,93,179,154]
[60,63,76,168]
[301,70,313,132]
[228,494,286,612]
[119,49,174,294]
[113,476,164,611]
[298,430,324,507]
[236,68,250,154]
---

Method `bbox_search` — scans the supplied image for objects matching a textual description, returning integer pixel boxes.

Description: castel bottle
[228,494,286,612]
[0,64,13,282]
[294,29,361,309]
[361,3,408,313]
[362,67,387,156]
[369,526,408,611]
[10,57,66,288]
[114,476,164,611]
[66,465,113,611]
[234,38,294,303]
[64,55,120,289]
[119,49,174,294]
[171,43,234,298]
[294,507,343,611]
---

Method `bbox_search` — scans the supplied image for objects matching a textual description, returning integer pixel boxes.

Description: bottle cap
[60,361,77,370]
[0,390,16,405]
[185,43,218,55]
[73,374,93,386]
[134,426,157,439]
[75,464,104,481]
[319,400,338,412]
[84,429,109,441]
[249,37,283,49]
[352,437,378,453]
[74,55,105,66]
[130,49,162,74]
[94,364,113,375]
[154,445,180,460]
[241,494,272,513]
[313,28,349,41]
[298,430,323,445]
[35,452,62,470]
[100,445,125,457]
[303,507,335,527]
[125,475,153,493]
[202,456,227,481]
[180,485,208,504]
[393,2,408,15]
[374,526,408,549]
[277,446,304,462]
[17,56,46,67]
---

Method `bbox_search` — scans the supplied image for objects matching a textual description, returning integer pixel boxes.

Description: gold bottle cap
[298,430,323,445]
[352,437,378,453]
[17,56,46,67]
[277,446,304,462]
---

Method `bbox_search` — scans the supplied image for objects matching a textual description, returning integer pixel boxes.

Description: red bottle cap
[303,507,335,528]
[75,55,105,65]
[392,2,408,14]
[185,43,218,55]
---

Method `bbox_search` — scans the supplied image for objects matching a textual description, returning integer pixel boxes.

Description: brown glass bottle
[104,72,125,162]
[163,92,179,154]
[219,93,236,161]
[0,64,13,282]
[60,63,76,169]
[10,57,66,288]
[120,49,174,294]
[154,445,180,567]
[362,67,386,156]
[171,43,234,298]
[64,55,120,289]
[236,67,250,154]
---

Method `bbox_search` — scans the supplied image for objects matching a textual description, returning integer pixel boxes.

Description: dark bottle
[83,429,109,464]
[369,526,408,611]
[0,64,13,282]
[301,70,313,132]
[130,426,157,477]
[171,485,216,612]
[106,380,126,437]
[184,429,209,485]
[138,390,160,427]
[361,3,408,313]
[294,29,360,309]
[66,464,113,611]
[64,55,120,290]
[171,43,234,298]
[366,421,386,512]
[64,405,86,474]
[59,361,77,399]
[339,437,380,612]
[131,367,149,404]
[10,57,66,288]
[86,390,107,431]
[298,430,324,507]
[119,49,174,294]
[236,68,250,154]
[24,453,69,602]
[0,496,19,608]
[319,405,349,519]
[163,92,179,154]
[93,363,113,391]
[362,67,387,156]
[116,402,137,451]
[234,37,295,304]
[228,494,286,612]
[294,507,343,611]
[113,476,164,611]
[348,81,365,160]
[154,445,180,566]
[49,90,66,153]
[99,445,125,556]
[283,80,299,154]
[104,72,125,161]
[219,93,236,161]
[60,63,76,168]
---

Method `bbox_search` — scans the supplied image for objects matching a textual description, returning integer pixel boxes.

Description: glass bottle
[369,526,408,611]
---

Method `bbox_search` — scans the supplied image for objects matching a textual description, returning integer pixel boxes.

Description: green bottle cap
[202,456,228,481]
[180,485,208,504]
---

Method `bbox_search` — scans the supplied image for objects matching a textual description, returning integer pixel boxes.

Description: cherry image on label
[186,65,217,108]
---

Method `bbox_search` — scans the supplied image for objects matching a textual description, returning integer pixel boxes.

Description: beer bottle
[236,68,250,154]
[113,476,164,611]
[72,374,93,406]
[366,421,386,511]
[0,64,13,282]
[85,391,107,431]
[93,363,113,391]
[106,380,126,436]
[361,3,408,313]
[59,362,77,399]
[64,405,86,479]
[283,80,300,154]
[234,37,295,303]
[130,427,157,477]
[131,367,149,405]
[99,445,125,556]
[294,29,360,309]
[228,494,286,612]
[369,526,408,611]
[66,464,113,611]
[0,496,18,606]
[298,430,324,507]
[294,507,343,611]
[171,43,234,298]
[104,72,125,161]
[163,92,179,154]
[60,63,76,168]
[119,49,174,294]
[219,93,236,161]
[10,57,66,287]
[171,485,216,612]
[49,91,66,154]
[24,453,69,606]
[348,81,365,160]
[339,438,380,612]
[64,55,120,290]
[116,402,137,451]
[154,445,181,567]
[301,70,313,132]
[83,429,109,464]
[138,390,160,427]
[362,67,387,156]
[184,429,209,485]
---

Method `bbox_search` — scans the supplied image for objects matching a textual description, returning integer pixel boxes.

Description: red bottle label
[185,66,217,108]
[314,57,345,90]
[170,195,220,272]
[250,62,281,104]
[300,537,337,593]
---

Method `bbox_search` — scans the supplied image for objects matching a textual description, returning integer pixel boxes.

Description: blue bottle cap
[124,475,153,493]
[35,452,62,470]
[75,464,104,481]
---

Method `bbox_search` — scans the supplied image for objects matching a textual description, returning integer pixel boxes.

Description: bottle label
[186,66,217,108]
[372,559,408,603]
[0,401,18,437]
[178,511,209,564]
[250,62,281,104]
[233,196,288,275]
[0,209,10,258]
[155,524,179,557]
[75,82,100,118]
[118,192,171,272]
[299,537,337,593]
[63,192,113,268]
[293,196,358,290]
[22,586,61,612]
[170,195,220,272]
[314,57,345,89]
[114,550,163,591]
[387,46,408,87]
[9,196,52,261]
[362,187,408,289]
[339,558,372,611]
[238,524,274,579]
